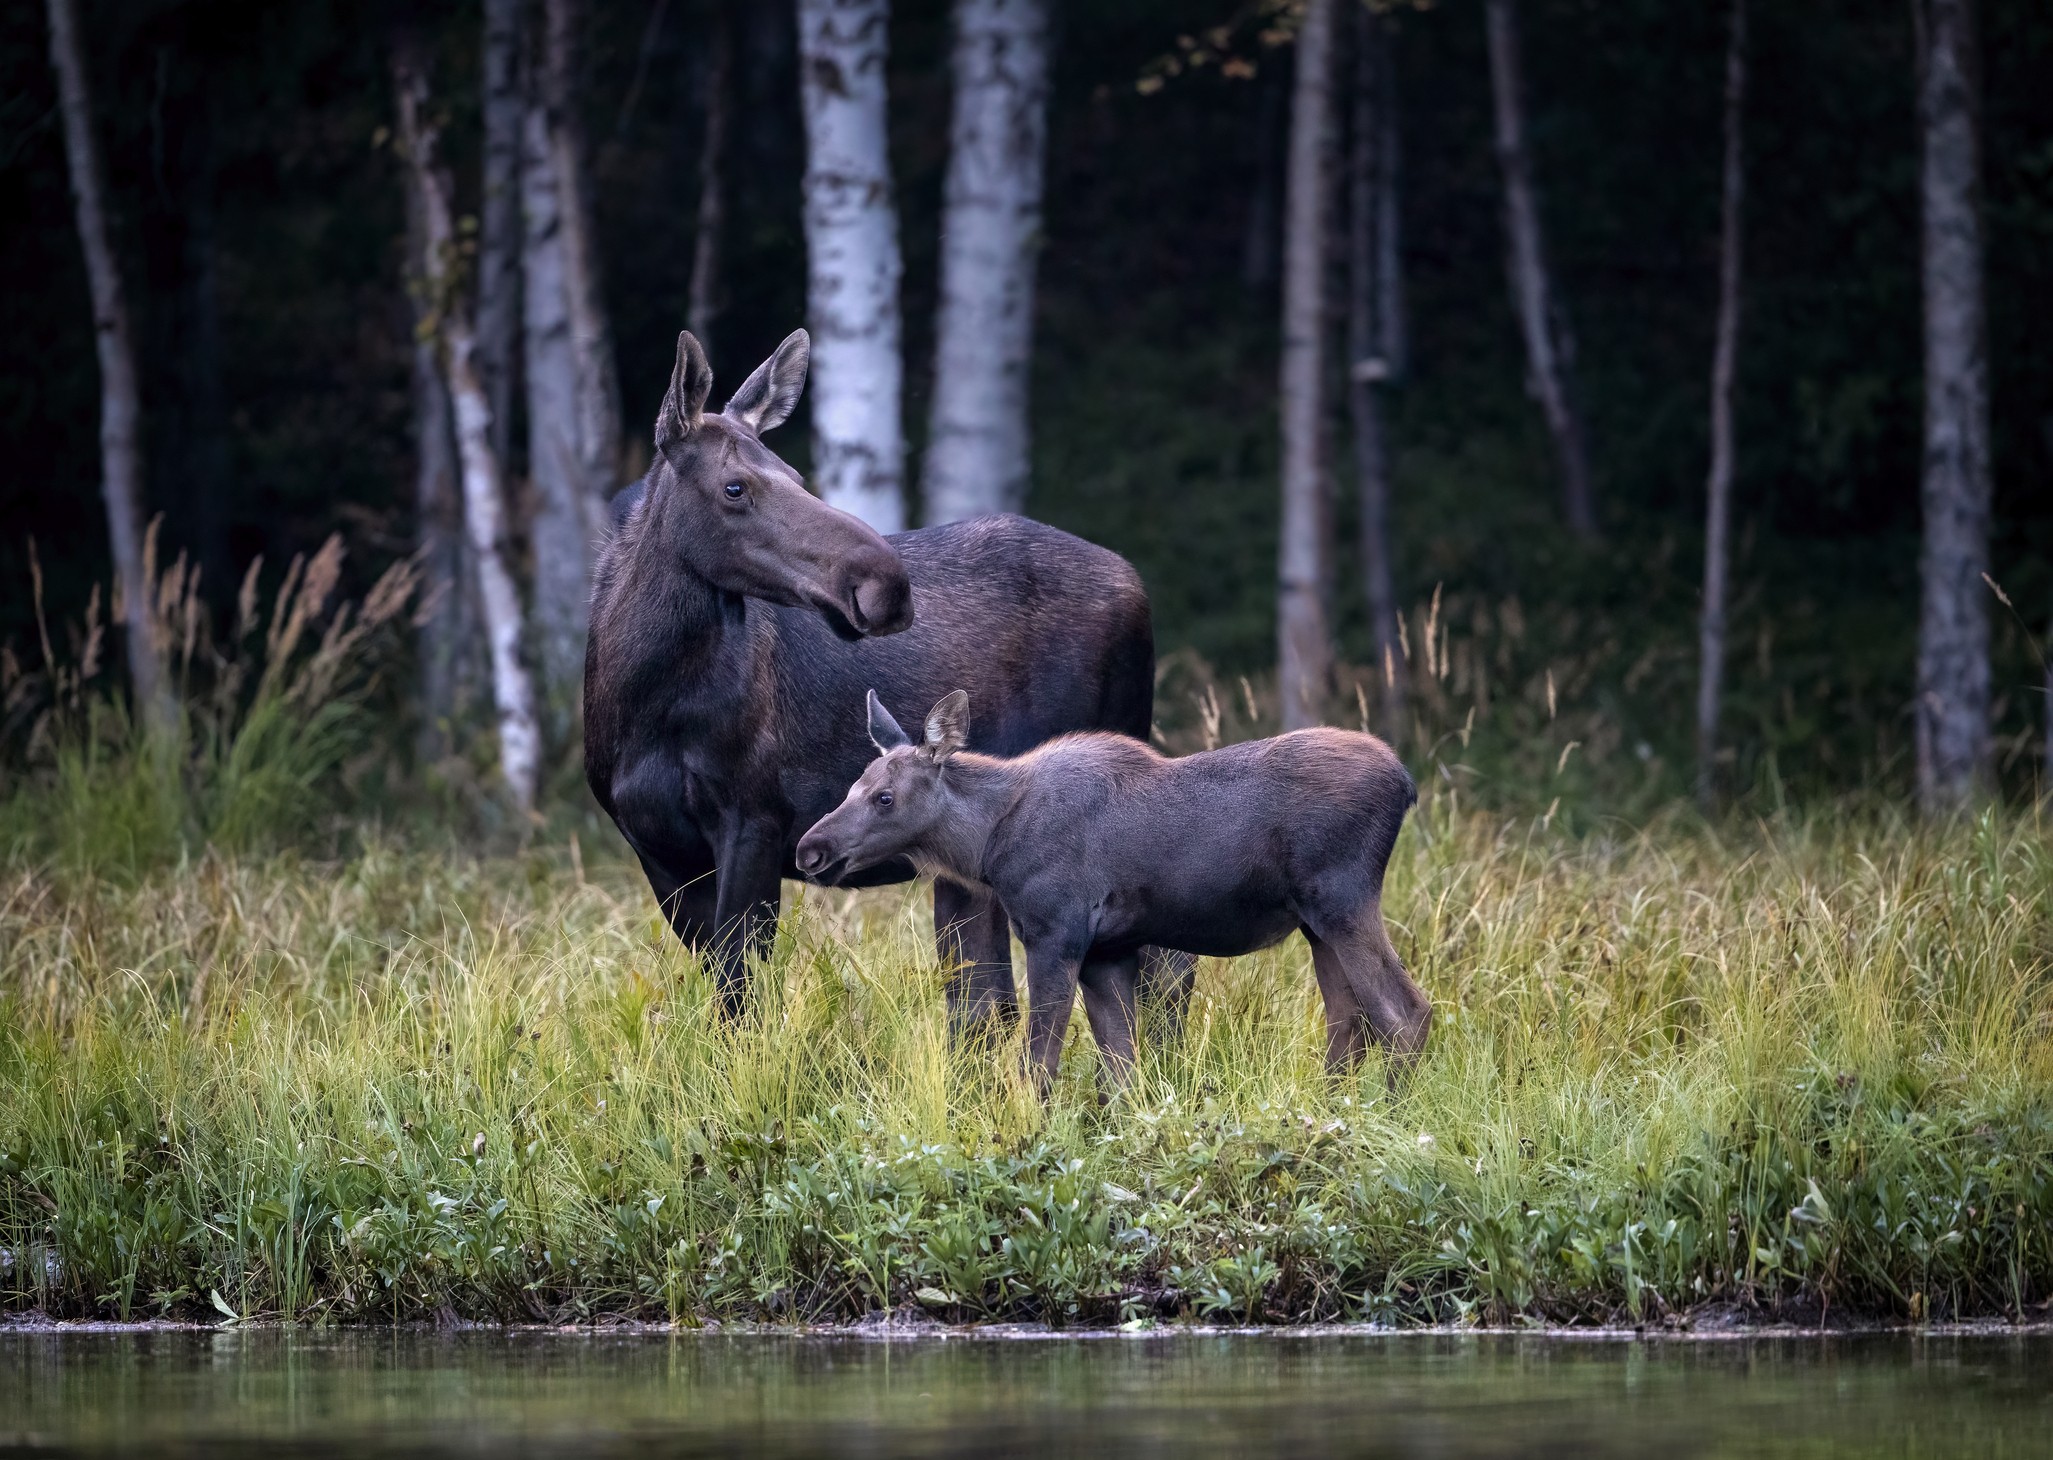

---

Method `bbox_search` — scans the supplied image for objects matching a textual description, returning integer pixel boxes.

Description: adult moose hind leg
[934,881,1017,1035]
[1135,947,1197,1041]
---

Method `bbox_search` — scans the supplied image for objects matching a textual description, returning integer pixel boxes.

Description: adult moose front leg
[934,880,1017,1035]
[709,816,788,1018]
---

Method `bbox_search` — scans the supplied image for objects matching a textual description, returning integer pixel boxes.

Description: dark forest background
[3,0,2050,813]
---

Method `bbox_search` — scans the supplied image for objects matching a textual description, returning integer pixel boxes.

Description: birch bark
[1484,0,1597,540]
[923,0,1051,524]
[1912,0,1992,812]
[797,0,906,533]
[394,36,541,813]
[45,0,173,731]
[1277,0,1337,733]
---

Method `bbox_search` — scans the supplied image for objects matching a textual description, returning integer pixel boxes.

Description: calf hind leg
[1305,934,1370,1072]
[1304,910,1430,1071]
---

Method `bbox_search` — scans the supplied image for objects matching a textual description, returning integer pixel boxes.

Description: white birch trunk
[1913,0,1992,812]
[477,0,524,466]
[797,0,906,533]
[45,0,173,731]
[923,0,1051,524]
[1485,0,1597,540]
[522,91,593,715]
[1348,5,1405,739]
[1277,0,1337,733]
[1696,0,1746,808]
[394,37,540,814]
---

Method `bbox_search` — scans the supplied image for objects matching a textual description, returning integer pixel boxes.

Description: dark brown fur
[797,691,1430,1093]
[584,330,1192,1022]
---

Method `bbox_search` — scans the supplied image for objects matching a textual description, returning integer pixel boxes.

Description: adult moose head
[636,328,912,639]
[585,326,1193,1030]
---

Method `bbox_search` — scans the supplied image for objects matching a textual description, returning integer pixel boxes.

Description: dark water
[1,1328,2048,1458]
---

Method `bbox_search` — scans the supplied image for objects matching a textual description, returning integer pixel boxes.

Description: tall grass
[1,532,420,878]
[3,799,2048,1327]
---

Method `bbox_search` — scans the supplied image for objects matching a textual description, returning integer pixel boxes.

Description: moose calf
[795,690,1429,1095]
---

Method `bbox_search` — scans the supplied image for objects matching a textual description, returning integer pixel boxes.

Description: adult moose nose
[846,546,914,636]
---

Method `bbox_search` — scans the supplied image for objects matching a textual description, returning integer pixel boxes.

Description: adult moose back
[585,328,1189,1023]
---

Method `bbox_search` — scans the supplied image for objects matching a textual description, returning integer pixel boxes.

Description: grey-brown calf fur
[797,691,1430,1094]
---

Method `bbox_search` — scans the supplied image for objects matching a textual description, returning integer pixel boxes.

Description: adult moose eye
[723,480,746,500]
[873,790,894,809]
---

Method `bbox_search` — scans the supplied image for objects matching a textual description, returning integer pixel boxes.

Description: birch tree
[1277,0,1337,733]
[476,0,523,465]
[923,0,1051,524]
[797,0,906,533]
[688,1,733,362]
[45,0,173,731]
[521,80,591,712]
[1695,0,1746,808]
[1912,0,1992,812]
[1484,0,1597,540]
[1348,3,1407,738]
[393,34,540,813]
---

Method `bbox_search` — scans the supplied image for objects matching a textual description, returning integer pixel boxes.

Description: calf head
[643,329,913,638]
[795,690,970,884]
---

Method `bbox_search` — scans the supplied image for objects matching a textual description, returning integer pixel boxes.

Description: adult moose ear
[723,329,810,438]
[867,689,911,754]
[923,690,970,760]
[655,330,714,451]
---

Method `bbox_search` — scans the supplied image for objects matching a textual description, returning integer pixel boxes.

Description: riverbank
[4,802,2050,1327]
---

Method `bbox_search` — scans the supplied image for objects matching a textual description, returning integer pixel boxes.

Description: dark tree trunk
[1241,52,1285,291]
[1912,0,1992,813]
[1348,3,1406,739]
[1277,0,1337,733]
[1484,0,1597,540]
[45,0,172,730]
[477,0,524,468]
[1696,0,1747,809]
[688,2,733,362]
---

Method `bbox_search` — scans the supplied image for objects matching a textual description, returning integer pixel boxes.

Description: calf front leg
[709,818,787,1020]
[1020,938,1083,1100]
[934,880,1018,1035]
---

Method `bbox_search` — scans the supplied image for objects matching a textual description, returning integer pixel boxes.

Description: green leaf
[209,1289,240,1322]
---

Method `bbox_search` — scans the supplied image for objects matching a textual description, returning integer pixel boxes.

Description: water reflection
[2,1328,2048,1457]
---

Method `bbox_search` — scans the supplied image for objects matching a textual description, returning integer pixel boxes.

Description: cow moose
[795,690,1430,1096]
[584,327,1192,1025]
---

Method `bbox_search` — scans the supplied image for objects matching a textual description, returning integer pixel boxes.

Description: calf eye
[873,790,894,809]
[723,480,746,500]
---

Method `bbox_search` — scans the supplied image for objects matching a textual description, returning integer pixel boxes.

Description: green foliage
[4,803,2048,1327]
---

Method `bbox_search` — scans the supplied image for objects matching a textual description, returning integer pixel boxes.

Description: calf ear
[923,689,970,759]
[723,329,809,437]
[867,689,911,753]
[656,331,714,450]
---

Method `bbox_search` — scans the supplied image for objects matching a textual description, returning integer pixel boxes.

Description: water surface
[2,1327,2047,1457]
